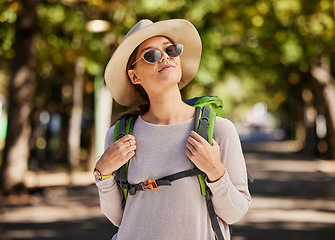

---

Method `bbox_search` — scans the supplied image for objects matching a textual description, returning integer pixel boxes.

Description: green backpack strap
[194,106,217,196]
[114,115,138,201]
[194,106,217,145]
[194,106,225,240]
[186,96,224,195]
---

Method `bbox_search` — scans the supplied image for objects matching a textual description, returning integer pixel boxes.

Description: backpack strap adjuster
[117,132,126,139]
[197,107,211,142]
[201,114,209,122]
[117,117,128,140]
[118,181,129,190]
[141,179,158,191]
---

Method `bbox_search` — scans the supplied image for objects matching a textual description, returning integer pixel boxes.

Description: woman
[94,19,251,240]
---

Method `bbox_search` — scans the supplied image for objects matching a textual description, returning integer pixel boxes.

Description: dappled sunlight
[24,171,94,188]
[1,203,102,223]
[233,140,335,239]
[240,196,335,225]
[1,1,335,239]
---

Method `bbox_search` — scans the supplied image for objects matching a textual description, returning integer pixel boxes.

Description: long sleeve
[94,116,250,240]
[207,117,251,224]
[95,126,124,227]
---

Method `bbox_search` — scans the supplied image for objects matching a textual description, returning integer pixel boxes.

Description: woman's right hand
[95,135,137,176]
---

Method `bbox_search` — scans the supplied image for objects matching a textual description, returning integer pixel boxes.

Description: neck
[142,87,195,125]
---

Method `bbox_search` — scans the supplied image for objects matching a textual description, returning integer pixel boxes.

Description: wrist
[93,168,114,181]
[94,156,115,180]
[95,155,114,176]
[207,166,226,183]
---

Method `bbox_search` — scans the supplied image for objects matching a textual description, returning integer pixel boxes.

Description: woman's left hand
[186,131,226,182]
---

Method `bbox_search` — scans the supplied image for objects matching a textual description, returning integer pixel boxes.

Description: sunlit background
[0,0,335,239]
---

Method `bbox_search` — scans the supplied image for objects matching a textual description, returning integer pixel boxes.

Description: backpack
[113,96,252,240]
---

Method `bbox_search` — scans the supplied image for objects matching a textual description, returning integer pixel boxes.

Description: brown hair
[111,46,150,125]
[127,47,150,103]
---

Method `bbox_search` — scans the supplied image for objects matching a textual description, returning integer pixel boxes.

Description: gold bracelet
[93,168,114,181]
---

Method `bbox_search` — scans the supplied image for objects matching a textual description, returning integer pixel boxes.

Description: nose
[159,50,170,62]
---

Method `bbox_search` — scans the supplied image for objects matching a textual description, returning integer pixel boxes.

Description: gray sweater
[95,116,251,240]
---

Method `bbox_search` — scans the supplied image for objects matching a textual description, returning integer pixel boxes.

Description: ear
[128,69,141,84]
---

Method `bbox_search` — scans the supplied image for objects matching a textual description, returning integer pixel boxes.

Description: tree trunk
[0,0,39,194]
[295,89,306,146]
[289,82,306,146]
[67,57,85,176]
[310,55,335,158]
[95,79,112,160]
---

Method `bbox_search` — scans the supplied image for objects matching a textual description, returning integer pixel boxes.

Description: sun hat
[104,19,202,106]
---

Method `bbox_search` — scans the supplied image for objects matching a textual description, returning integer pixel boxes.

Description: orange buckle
[141,179,158,190]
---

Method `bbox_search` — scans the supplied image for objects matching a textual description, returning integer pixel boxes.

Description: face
[127,36,182,95]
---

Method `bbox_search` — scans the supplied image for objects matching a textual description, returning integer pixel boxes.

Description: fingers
[96,135,137,175]
[185,131,220,167]
[128,138,136,147]
[185,148,194,161]
[125,138,136,152]
[187,131,210,152]
[189,131,206,143]
[126,142,137,152]
[119,134,136,145]
[125,148,136,159]
[186,141,195,153]
[186,132,205,162]
[121,136,137,155]
[187,134,198,147]
[124,136,137,160]
[212,138,219,148]
[115,135,136,150]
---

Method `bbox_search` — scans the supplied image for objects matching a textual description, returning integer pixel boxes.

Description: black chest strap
[118,168,203,196]
[117,167,225,240]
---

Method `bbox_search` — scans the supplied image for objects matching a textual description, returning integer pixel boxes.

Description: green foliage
[0,1,16,96]
[0,0,334,158]
[186,0,335,119]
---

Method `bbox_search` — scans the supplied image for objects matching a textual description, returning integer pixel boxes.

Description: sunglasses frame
[132,44,183,66]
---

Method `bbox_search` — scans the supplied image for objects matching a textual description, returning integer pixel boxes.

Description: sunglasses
[132,44,183,66]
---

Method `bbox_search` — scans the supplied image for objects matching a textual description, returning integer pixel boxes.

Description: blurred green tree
[0,0,334,194]
[183,0,335,157]
[0,0,39,193]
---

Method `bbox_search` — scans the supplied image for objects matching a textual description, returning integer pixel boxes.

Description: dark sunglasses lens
[166,44,183,57]
[143,50,161,63]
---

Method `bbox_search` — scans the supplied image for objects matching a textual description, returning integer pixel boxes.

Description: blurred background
[0,0,334,239]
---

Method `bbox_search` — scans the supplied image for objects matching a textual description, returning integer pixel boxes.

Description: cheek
[135,64,153,78]
[176,61,182,77]
[176,67,182,80]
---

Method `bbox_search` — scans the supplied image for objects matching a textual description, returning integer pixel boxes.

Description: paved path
[0,141,334,240]
[235,141,335,240]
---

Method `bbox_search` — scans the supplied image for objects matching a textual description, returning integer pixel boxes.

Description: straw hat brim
[104,19,202,106]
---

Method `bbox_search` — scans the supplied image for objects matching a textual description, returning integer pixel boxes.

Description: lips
[159,64,175,72]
